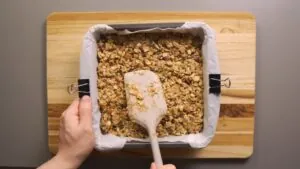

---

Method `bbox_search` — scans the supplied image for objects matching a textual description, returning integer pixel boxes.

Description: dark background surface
[0,0,299,168]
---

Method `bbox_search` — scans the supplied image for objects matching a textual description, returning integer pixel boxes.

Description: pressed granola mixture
[97,32,204,138]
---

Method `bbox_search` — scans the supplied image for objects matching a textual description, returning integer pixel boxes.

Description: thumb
[150,163,157,169]
[160,164,176,169]
[79,95,92,126]
[150,163,176,169]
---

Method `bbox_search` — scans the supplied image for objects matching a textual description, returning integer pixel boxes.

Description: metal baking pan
[103,22,202,149]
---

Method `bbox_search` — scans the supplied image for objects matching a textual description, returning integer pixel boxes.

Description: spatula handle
[149,132,163,168]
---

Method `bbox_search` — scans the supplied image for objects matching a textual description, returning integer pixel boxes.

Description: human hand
[150,163,176,169]
[56,96,95,168]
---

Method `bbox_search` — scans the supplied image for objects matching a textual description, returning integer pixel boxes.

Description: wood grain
[47,12,256,158]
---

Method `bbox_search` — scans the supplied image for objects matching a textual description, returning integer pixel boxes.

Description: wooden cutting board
[47,12,256,158]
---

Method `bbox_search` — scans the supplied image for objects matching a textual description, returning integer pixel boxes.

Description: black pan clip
[209,74,231,95]
[67,79,90,98]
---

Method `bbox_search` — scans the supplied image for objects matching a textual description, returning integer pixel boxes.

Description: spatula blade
[124,70,167,130]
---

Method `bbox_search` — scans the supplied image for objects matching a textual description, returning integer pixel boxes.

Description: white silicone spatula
[124,70,167,168]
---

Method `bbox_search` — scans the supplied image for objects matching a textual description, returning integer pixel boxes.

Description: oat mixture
[97,32,204,138]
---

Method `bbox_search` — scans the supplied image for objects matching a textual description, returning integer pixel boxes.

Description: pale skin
[38,96,176,169]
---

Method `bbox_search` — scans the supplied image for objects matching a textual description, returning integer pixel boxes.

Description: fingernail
[82,95,91,101]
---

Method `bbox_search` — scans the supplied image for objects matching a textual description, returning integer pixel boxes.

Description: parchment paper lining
[79,22,220,151]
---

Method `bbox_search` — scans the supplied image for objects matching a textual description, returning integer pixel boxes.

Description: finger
[64,99,80,116]
[160,164,176,169]
[61,99,80,126]
[150,163,157,169]
[79,96,92,126]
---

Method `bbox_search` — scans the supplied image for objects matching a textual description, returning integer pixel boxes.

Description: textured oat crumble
[97,32,204,138]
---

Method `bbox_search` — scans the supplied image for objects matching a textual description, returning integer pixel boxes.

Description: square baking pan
[86,22,220,149]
